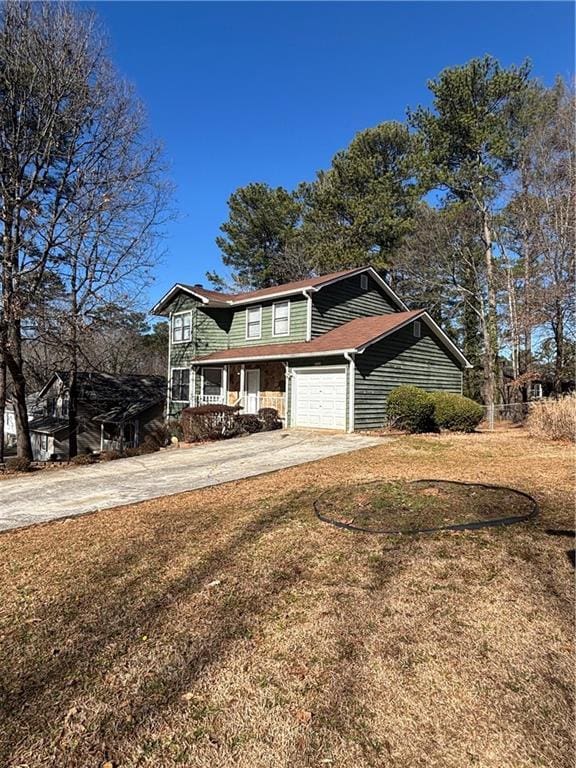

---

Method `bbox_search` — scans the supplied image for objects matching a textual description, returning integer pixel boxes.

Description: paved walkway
[0,430,384,532]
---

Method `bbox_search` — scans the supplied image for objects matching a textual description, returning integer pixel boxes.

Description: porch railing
[190,394,286,417]
[190,395,226,406]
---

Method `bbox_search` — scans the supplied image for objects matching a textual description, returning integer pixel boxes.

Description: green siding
[311,273,397,338]
[168,293,231,368]
[167,292,307,371]
[353,321,463,431]
[228,295,307,347]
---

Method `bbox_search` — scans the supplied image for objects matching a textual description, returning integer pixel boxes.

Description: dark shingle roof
[28,416,70,436]
[43,372,166,424]
[181,267,370,304]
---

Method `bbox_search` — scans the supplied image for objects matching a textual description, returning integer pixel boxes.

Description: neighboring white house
[4,394,41,451]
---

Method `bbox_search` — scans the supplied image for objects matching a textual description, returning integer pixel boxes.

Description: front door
[245,368,260,414]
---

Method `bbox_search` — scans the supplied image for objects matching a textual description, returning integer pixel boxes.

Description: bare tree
[505,79,575,393]
[394,203,486,400]
[0,2,169,458]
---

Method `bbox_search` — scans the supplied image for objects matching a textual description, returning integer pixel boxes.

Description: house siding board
[311,273,397,338]
[353,324,463,431]
[228,295,307,348]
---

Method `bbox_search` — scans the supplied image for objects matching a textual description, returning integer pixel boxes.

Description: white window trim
[201,366,225,398]
[171,310,192,345]
[170,367,191,403]
[272,300,291,337]
[360,273,368,291]
[245,305,262,340]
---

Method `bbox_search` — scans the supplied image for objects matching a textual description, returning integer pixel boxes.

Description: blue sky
[93,1,574,309]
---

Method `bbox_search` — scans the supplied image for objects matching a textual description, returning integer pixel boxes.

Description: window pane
[173,316,182,342]
[246,307,261,338]
[173,314,191,342]
[182,314,191,340]
[274,302,289,335]
[203,368,222,396]
[275,302,288,319]
[171,369,190,401]
[275,317,289,335]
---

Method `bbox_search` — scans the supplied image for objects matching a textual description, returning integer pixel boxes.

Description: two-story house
[152,266,471,432]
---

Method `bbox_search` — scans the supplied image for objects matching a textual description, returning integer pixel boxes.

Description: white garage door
[292,366,347,429]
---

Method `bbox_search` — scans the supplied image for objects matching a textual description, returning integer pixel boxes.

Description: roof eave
[191,347,357,365]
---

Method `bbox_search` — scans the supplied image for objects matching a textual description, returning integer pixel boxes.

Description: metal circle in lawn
[313,479,539,535]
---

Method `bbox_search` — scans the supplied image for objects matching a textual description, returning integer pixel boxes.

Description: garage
[291,366,347,429]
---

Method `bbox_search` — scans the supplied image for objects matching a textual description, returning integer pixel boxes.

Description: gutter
[344,351,355,433]
[301,288,316,341]
[190,347,358,365]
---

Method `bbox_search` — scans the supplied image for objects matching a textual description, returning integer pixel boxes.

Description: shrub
[430,391,484,433]
[180,404,241,442]
[145,423,170,448]
[387,385,436,433]
[71,453,95,465]
[138,437,160,454]
[237,413,262,434]
[5,456,31,473]
[258,407,281,431]
[100,450,123,461]
[527,394,576,442]
[124,446,141,457]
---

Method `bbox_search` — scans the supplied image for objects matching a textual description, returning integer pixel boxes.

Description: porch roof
[29,417,70,436]
[192,310,427,365]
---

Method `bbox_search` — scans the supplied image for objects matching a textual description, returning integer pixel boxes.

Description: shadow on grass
[293,538,413,766]
[0,488,318,766]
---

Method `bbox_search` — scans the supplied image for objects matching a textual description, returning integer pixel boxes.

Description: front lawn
[0,428,573,768]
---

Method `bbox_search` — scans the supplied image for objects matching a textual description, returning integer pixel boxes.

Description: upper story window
[273,301,290,337]
[172,312,191,344]
[171,368,190,402]
[246,305,262,339]
[360,273,369,291]
[413,320,422,338]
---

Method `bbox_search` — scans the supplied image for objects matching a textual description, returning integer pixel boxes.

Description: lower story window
[202,367,223,397]
[171,368,190,402]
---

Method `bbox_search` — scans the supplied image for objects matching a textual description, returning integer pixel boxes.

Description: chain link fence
[484,402,532,430]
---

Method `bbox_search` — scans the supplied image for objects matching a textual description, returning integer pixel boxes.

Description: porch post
[239,364,245,410]
[100,422,104,452]
[191,366,197,407]
[223,365,228,405]
[345,352,355,433]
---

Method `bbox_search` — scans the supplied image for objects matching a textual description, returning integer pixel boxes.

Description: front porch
[192,361,287,419]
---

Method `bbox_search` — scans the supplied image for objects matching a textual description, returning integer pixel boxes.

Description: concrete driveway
[0,430,383,533]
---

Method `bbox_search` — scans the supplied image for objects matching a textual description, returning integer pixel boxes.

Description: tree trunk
[67,367,78,458]
[481,210,499,407]
[5,332,32,460]
[0,352,5,463]
[552,300,564,394]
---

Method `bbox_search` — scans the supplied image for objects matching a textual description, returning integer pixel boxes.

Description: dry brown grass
[0,428,573,768]
[527,393,576,443]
